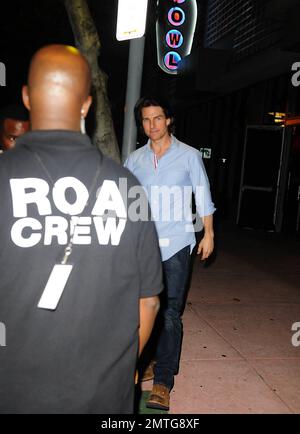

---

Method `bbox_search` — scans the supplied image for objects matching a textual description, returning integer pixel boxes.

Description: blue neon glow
[168,7,185,26]
[166,29,184,48]
[164,51,182,70]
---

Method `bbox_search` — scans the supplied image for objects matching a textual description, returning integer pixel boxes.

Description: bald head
[22,45,92,131]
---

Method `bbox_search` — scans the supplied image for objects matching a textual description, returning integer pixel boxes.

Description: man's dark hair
[134,96,175,135]
[0,104,29,130]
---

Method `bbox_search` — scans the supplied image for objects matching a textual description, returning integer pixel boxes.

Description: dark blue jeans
[153,245,191,390]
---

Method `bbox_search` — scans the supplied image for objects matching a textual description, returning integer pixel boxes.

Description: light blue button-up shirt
[124,135,216,261]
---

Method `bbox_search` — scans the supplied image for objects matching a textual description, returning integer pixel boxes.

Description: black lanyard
[26,146,102,264]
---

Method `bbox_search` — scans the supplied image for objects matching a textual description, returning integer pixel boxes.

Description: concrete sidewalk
[142,222,300,414]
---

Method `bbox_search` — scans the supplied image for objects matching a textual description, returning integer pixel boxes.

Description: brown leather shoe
[146,384,170,411]
[141,361,155,382]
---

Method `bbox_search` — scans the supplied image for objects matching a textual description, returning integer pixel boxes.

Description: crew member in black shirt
[0,44,162,414]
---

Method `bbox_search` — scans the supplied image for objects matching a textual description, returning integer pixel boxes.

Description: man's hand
[197,214,214,260]
[197,233,214,260]
[139,296,160,356]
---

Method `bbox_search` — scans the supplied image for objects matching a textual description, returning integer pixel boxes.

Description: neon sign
[156,0,197,75]
[168,7,186,26]
[166,30,184,49]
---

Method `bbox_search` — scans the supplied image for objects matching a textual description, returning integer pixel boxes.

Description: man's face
[0,118,30,150]
[141,106,170,142]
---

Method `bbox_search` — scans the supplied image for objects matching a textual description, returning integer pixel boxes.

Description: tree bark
[64,0,120,163]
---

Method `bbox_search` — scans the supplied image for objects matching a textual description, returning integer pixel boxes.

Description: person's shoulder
[101,155,142,186]
[0,152,6,171]
[101,154,130,176]
[0,149,22,183]
[175,137,201,157]
[127,144,148,162]
[0,146,27,166]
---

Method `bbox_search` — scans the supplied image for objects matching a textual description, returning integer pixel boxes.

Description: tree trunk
[64,0,121,163]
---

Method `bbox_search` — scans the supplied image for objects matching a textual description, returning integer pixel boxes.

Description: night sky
[0,0,177,145]
[0,0,155,144]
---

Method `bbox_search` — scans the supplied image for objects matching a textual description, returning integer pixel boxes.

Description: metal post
[121,37,145,163]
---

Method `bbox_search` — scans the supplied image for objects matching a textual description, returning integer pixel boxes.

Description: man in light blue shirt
[125,96,215,411]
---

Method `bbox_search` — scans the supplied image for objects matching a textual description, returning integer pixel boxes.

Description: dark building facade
[173,0,300,233]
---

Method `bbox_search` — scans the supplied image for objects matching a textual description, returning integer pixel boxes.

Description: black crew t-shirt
[0,130,162,414]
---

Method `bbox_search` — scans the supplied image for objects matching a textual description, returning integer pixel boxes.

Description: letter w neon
[170,32,181,46]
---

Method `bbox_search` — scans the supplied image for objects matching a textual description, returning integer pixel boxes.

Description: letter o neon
[168,7,185,26]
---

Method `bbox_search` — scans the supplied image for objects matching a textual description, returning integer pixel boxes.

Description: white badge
[37,264,73,310]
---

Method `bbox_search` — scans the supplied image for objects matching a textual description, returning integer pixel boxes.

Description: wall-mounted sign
[156,0,197,75]
[116,0,148,41]
[200,148,212,159]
